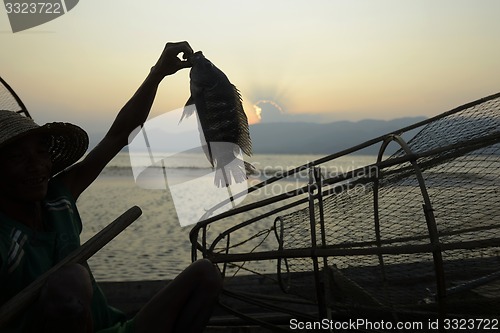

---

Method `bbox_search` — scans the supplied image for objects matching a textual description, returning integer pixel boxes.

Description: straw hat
[0,110,89,175]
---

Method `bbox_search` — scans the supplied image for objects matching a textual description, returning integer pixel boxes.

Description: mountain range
[249,117,426,155]
[87,117,427,155]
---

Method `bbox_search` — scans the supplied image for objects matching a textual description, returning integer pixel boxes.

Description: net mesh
[276,96,500,315]
[191,93,500,328]
[0,76,30,117]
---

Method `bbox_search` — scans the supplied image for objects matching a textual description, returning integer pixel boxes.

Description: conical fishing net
[0,76,31,118]
[191,92,500,331]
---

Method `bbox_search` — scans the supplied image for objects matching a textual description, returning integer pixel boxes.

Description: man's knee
[26,264,94,333]
[190,259,223,292]
[39,263,93,319]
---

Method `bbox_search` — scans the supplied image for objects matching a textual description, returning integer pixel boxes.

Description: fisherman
[0,41,222,333]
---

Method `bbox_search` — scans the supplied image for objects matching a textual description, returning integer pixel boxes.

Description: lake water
[78,152,377,281]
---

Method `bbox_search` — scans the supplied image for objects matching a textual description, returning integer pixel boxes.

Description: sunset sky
[2,0,500,133]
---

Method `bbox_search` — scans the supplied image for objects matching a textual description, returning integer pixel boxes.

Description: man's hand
[152,41,194,76]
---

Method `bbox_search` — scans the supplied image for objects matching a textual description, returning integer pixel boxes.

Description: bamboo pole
[0,205,142,328]
[206,237,500,264]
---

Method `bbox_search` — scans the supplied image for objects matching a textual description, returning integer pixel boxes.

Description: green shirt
[0,178,126,332]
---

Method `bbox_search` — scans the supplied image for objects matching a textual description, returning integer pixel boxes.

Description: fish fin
[244,161,257,176]
[213,159,257,188]
[213,159,255,188]
[179,96,196,124]
[202,141,215,167]
[231,84,253,157]
[210,143,247,188]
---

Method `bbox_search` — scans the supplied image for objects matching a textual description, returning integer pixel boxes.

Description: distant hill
[87,117,427,155]
[249,117,427,155]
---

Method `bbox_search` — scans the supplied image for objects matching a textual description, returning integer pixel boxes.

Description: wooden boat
[100,276,304,332]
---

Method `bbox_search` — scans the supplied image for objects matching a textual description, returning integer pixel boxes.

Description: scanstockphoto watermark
[250,161,379,183]
[290,318,424,331]
[3,0,79,33]
[252,179,372,199]
[289,318,499,331]
[249,161,378,198]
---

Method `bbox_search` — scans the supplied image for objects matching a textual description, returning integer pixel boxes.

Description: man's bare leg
[134,259,222,333]
[27,263,94,333]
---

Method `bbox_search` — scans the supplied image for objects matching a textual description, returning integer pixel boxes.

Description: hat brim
[0,122,89,175]
[43,122,89,175]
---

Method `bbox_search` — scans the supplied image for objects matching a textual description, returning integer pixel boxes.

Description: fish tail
[214,158,246,187]
[214,159,257,188]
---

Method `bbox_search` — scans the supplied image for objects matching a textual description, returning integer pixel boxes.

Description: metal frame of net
[190,93,500,332]
[0,76,31,118]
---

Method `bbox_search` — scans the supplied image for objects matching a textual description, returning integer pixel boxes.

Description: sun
[254,100,285,114]
[242,96,261,125]
[242,97,286,125]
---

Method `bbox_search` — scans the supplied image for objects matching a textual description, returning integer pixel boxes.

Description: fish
[180,51,255,187]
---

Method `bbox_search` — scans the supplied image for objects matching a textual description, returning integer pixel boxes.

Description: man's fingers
[154,41,194,75]
[166,41,193,58]
[177,58,192,69]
